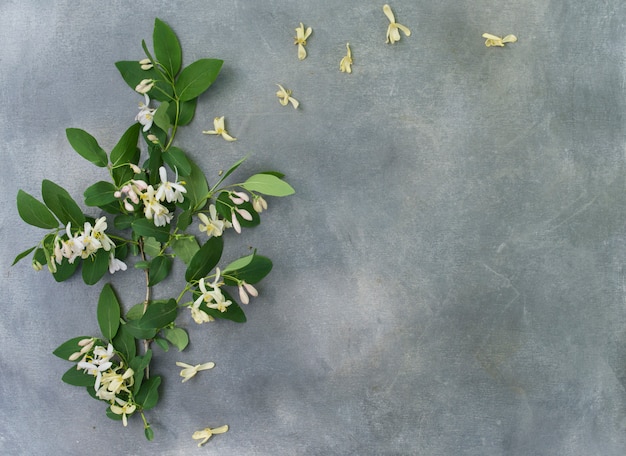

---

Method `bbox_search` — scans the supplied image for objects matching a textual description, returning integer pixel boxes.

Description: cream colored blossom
[192,425,229,447]
[340,43,353,73]
[202,116,236,141]
[383,4,411,44]
[110,397,136,427]
[294,23,312,60]
[252,195,268,213]
[176,361,215,382]
[139,58,153,70]
[135,78,154,94]
[276,84,299,109]
[482,33,517,47]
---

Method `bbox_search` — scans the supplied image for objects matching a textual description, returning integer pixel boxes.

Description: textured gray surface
[2,1,626,455]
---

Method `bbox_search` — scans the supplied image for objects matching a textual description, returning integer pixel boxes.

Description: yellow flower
[110,398,137,427]
[482,33,517,47]
[276,84,299,109]
[192,425,229,447]
[339,43,353,73]
[176,361,215,383]
[202,116,236,141]
[383,4,411,44]
[294,23,312,60]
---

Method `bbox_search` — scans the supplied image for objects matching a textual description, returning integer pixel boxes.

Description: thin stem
[138,237,151,379]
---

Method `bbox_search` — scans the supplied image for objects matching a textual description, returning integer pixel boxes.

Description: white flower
[190,306,214,324]
[141,185,173,226]
[482,33,517,47]
[77,359,112,391]
[136,94,156,132]
[276,84,299,109]
[194,270,232,313]
[78,221,103,259]
[155,166,187,203]
[252,195,268,213]
[55,222,84,264]
[176,361,215,382]
[238,281,258,305]
[135,78,154,94]
[108,253,127,274]
[294,23,312,60]
[198,204,226,237]
[231,210,242,234]
[340,43,353,73]
[383,4,411,44]
[192,425,229,447]
[110,397,137,427]
[92,217,115,252]
[139,58,153,70]
[202,116,236,141]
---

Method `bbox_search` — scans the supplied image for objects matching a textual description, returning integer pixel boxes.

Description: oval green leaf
[17,189,59,229]
[97,284,121,340]
[66,128,108,167]
[175,59,223,102]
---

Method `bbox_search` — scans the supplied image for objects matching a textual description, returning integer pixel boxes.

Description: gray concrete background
[2,1,626,455]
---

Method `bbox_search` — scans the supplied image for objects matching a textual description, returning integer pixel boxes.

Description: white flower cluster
[75,341,136,426]
[115,166,186,227]
[53,217,126,274]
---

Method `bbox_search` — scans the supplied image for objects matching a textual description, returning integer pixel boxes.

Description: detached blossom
[192,425,229,447]
[136,94,156,132]
[294,22,312,60]
[155,166,186,203]
[135,78,154,94]
[482,33,517,47]
[176,361,215,383]
[110,397,137,427]
[198,204,226,237]
[383,4,411,44]
[202,116,236,141]
[340,43,353,73]
[276,84,299,109]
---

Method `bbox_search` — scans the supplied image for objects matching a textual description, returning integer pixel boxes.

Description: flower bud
[139,58,154,70]
[235,207,253,221]
[135,79,155,94]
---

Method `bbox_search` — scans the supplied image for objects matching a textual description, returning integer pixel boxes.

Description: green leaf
[154,338,169,351]
[176,210,193,231]
[162,146,191,176]
[41,180,85,227]
[177,98,197,126]
[132,219,171,243]
[12,246,36,266]
[136,299,178,329]
[223,253,273,284]
[162,327,189,351]
[136,376,161,410]
[62,366,96,387]
[142,237,162,257]
[175,58,223,102]
[16,189,59,229]
[184,158,209,210]
[53,336,93,360]
[200,289,246,323]
[145,426,154,441]
[129,350,152,394]
[241,173,295,196]
[153,18,182,77]
[148,255,172,286]
[211,156,247,191]
[126,303,145,321]
[111,123,141,166]
[112,323,136,363]
[97,284,121,340]
[125,321,157,339]
[82,248,110,285]
[52,257,80,282]
[114,214,135,230]
[171,236,199,264]
[66,128,108,167]
[153,101,171,132]
[185,235,224,283]
[84,181,119,207]
[114,61,172,102]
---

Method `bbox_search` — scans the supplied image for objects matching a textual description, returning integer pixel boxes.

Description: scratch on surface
[544,193,599,233]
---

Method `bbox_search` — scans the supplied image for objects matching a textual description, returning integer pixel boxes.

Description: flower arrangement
[13,18,293,442]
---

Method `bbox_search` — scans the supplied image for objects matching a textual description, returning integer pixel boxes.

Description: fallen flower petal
[294,22,312,60]
[202,116,236,141]
[192,425,229,447]
[340,43,353,73]
[176,361,215,382]
[384,4,411,44]
[482,32,517,47]
[276,84,299,109]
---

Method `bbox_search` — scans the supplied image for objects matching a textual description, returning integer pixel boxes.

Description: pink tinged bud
[233,191,250,202]
[235,208,253,221]
[231,211,241,233]
[128,190,139,204]
[129,163,142,173]
[243,282,258,297]
[124,201,134,211]
[114,191,122,198]
[229,195,245,205]
[238,284,249,304]
[132,180,148,191]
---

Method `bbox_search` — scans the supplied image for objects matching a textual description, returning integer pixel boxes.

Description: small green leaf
[148,255,172,286]
[84,181,119,207]
[126,303,145,321]
[52,257,80,282]
[136,376,161,410]
[137,299,178,329]
[154,338,169,351]
[162,146,191,176]
[53,336,93,360]
[153,18,182,77]
[223,253,273,284]
[62,366,96,387]
[177,98,198,126]
[176,210,193,231]
[200,289,246,323]
[241,173,295,196]
[110,123,141,166]
[82,248,110,285]
[66,128,108,167]
[175,59,223,101]
[171,236,199,265]
[129,350,152,394]
[162,327,189,351]
[184,159,209,210]
[132,219,171,243]
[97,284,121,340]
[112,323,136,363]
[145,426,155,441]
[185,236,224,283]
[41,180,85,227]
[12,246,36,266]
[153,101,171,132]
[16,190,59,229]
[142,237,162,257]
[125,321,157,339]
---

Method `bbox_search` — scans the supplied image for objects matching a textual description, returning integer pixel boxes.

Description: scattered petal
[202,116,236,141]
[276,84,299,109]
[294,23,313,60]
[340,43,353,73]
[482,32,517,47]
[384,4,411,44]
